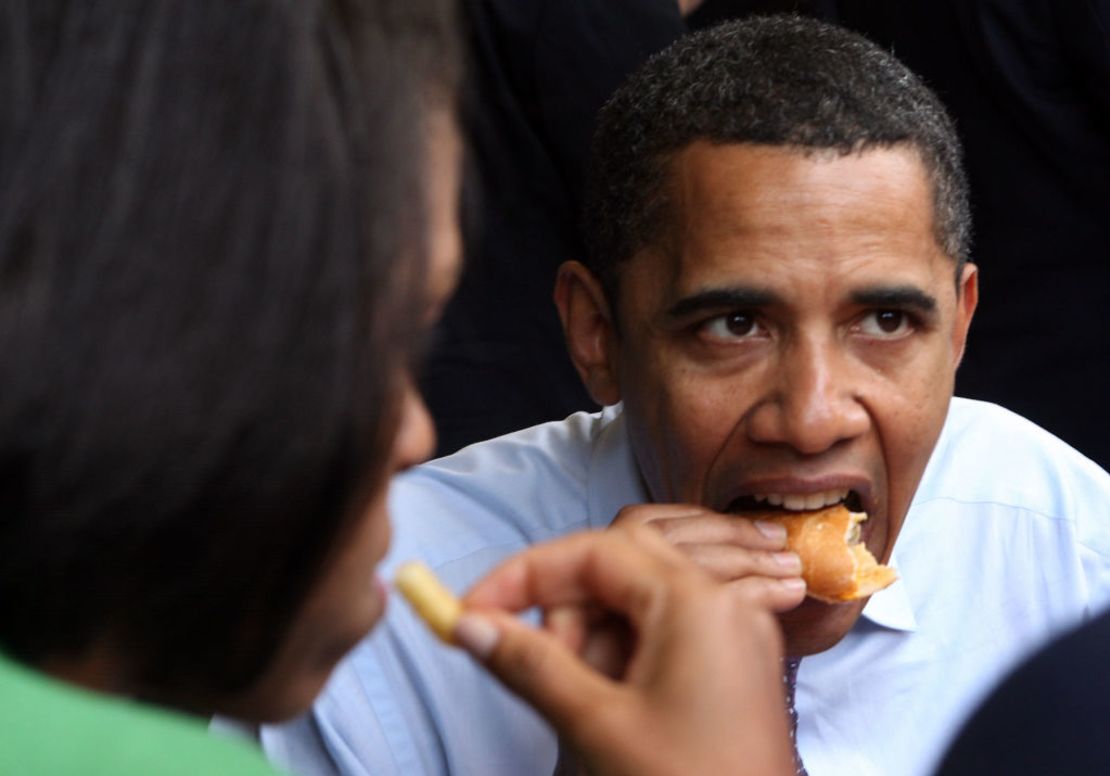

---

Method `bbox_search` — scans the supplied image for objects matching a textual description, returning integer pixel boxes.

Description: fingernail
[454,613,500,660]
[773,551,803,573]
[780,578,807,593]
[755,520,787,541]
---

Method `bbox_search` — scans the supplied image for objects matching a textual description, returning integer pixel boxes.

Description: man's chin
[777,597,867,657]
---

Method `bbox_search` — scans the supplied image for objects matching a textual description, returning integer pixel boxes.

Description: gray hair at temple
[582,14,971,301]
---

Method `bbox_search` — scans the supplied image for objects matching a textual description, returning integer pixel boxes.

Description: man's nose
[746,338,869,454]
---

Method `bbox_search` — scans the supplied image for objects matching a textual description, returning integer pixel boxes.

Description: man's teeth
[753,490,850,511]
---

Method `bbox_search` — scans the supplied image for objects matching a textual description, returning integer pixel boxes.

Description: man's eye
[701,312,763,340]
[859,310,913,337]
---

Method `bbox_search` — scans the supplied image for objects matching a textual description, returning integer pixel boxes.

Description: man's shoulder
[918,397,1110,517]
[387,407,625,565]
[425,406,613,477]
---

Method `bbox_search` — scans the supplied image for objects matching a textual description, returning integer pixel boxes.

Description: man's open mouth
[727,489,865,514]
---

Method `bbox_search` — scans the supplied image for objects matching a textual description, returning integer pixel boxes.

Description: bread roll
[756,504,897,603]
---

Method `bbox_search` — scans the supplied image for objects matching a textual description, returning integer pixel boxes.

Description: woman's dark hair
[0,0,459,701]
[583,15,970,302]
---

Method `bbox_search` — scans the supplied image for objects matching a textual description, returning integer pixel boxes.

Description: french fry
[394,561,462,644]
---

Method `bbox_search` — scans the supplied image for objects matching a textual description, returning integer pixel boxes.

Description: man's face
[607,143,976,654]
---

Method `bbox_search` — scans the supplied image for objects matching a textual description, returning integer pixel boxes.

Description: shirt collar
[858,545,918,632]
[586,405,648,529]
[859,412,953,635]
[586,403,919,633]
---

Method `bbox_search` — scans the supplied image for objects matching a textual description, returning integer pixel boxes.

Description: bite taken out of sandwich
[748,504,897,604]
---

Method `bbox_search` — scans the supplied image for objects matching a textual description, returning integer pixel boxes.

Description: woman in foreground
[0,1,793,774]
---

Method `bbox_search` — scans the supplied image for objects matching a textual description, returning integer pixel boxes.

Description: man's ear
[952,262,978,368]
[554,260,621,406]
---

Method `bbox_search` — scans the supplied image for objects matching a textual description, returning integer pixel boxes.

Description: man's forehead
[638,142,939,253]
[617,142,951,303]
[664,140,931,209]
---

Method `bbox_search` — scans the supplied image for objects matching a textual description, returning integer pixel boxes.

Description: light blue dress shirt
[258,398,1110,776]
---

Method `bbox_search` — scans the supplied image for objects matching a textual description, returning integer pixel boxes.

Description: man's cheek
[684,393,742,446]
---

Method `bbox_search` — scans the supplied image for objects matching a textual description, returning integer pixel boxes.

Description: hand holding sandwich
[609,503,808,606]
[612,502,895,605]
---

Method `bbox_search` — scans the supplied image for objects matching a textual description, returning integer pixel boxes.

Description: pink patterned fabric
[783,658,809,776]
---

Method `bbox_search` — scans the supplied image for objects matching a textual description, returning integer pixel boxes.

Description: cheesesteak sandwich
[754,504,897,603]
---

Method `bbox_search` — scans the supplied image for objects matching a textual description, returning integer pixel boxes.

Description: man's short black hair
[0,0,458,706]
[583,15,970,300]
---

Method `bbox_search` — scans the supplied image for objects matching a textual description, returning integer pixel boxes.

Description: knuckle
[644,530,698,566]
[564,695,626,748]
[649,518,680,541]
[499,628,554,681]
[720,586,776,629]
[729,576,775,607]
[678,545,731,580]
[613,521,656,547]
[626,521,677,553]
[612,504,651,526]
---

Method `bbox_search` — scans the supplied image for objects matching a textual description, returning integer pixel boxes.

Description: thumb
[455,610,621,736]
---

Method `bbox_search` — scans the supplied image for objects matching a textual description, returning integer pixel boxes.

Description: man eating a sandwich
[255,16,1110,776]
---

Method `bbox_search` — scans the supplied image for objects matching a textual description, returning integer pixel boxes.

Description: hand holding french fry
[396,526,795,776]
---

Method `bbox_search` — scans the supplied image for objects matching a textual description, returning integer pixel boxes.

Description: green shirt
[0,652,282,775]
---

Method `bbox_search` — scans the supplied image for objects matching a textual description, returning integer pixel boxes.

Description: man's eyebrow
[666,287,780,320]
[850,285,938,313]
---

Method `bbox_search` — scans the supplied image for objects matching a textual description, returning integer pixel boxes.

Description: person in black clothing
[424,0,690,456]
[819,1,1110,469]
[937,606,1110,774]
